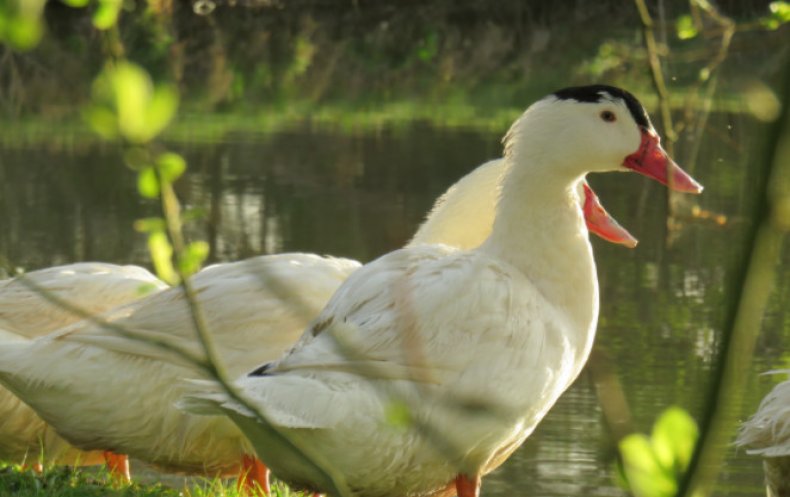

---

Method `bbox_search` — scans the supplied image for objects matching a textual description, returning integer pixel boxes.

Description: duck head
[505,85,703,193]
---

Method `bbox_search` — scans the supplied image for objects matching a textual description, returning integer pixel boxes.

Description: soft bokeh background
[0,1,788,496]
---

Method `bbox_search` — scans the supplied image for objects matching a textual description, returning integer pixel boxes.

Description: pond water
[0,110,787,496]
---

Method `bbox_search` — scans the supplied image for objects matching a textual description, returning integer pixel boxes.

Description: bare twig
[680,0,735,174]
[633,0,681,245]
[633,0,676,150]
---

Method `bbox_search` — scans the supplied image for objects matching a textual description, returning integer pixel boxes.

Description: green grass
[0,463,307,497]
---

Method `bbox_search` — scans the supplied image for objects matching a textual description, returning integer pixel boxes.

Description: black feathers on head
[553,85,651,129]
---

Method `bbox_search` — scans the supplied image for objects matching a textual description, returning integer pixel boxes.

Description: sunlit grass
[0,462,309,497]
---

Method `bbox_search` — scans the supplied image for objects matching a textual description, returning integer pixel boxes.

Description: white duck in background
[0,263,166,338]
[736,371,790,497]
[0,263,166,474]
[180,85,702,497]
[0,147,632,493]
[0,254,358,491]
[412,158,637,249]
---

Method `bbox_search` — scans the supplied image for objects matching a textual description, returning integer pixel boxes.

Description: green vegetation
[0,0,786,147]
[616,408,699,497]
[0,463,303,497]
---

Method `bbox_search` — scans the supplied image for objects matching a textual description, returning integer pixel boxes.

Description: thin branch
[156,172,353,497]
[680,0,735,173]
[634,0,676,150]
[13,275,210,371]
[633,0,680,246]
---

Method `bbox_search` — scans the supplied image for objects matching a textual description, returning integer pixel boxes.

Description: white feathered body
[410,159,504,248]
[0,263,166,465]
[0,263,166,338]
[0,254,359,473]
[738,372,790,457]
[192,241,596,496]
[0,329,100,466]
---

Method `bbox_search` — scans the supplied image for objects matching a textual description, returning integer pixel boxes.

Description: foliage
[82,60,206,284]
[0,0,45,50]
[0,463,177,497]
[0,463,306,497]
[675,15,699,40]
[616,407,699,497]
[761,1,790,29]
[84,62,178,144]
[0,0,785,122]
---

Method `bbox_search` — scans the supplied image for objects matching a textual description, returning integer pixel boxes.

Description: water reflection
[0,119,786,496]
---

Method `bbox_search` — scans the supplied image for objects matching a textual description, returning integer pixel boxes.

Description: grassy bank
[0,85,773,150]
[0,463,306,497]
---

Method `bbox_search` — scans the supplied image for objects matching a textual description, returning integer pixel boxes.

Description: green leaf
[136,282,162,294]
[6,15,43,50]
[137,167,160,198]
[122,146,151,171]
[384,401,412,428]
[770,1,790,21]
[619,434,677,497]
[143,84,179,138]
[82,106,119,139]
[179,241,209,277]
[92,0,122,30]
[617,407,699,497]
[651,406,698,472]
[0,0,46,51]
[112,62,154,142]
[62,0,90,7]
[675,15,698,40]
[134,217,166,233]
[156,152,186,184]
[760,2,790,29]
[85,61,178,143]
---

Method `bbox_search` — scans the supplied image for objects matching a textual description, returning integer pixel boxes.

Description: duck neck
[480,152,599,336]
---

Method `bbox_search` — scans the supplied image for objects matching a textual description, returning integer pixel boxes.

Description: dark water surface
[1,111,787,495]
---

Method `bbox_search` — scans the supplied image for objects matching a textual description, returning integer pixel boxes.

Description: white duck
[0,263,166,338]
[0,263,166,473]
[0,154,631,492]
[736,371,790,497]
[0,255,357,485]
[180,85,702,497]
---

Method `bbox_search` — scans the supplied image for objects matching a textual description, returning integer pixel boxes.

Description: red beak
[624,130,703,194]
[583,183,638,248]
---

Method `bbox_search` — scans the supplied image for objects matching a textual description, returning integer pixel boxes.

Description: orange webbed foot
[102,451,130,483]
[455,473,481,497]
[238,454,270,495]
[21,462,43,473]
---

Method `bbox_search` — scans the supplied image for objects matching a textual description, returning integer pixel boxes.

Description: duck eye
[600,110,616,122]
